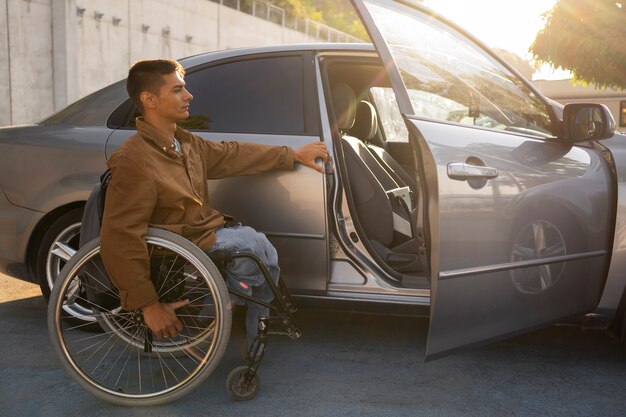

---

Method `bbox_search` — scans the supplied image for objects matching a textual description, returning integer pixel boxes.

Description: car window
[363,0,554,139]
[370,87,408,143]
[179,55,306,134]
[42,79,128,126]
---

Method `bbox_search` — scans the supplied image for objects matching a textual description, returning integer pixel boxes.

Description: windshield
[361,0,554,138]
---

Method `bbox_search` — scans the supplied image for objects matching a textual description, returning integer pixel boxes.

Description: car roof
[179,43,376,68]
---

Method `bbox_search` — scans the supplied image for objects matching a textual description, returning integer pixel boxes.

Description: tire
[48,228,232,406]
[36,208,83,300]
[226,366,260,401]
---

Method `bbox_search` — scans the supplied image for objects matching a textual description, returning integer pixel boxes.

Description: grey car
[1,0,625,360]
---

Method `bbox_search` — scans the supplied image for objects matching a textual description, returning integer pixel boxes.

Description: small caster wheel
[226,366,260,401]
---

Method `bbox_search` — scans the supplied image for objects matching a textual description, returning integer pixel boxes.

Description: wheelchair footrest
[261,316,301,340]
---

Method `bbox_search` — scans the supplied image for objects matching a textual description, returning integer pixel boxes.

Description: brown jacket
[100,118,295,310]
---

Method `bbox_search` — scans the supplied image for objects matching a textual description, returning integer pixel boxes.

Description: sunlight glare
[0,273,41,303]
[424,0,569,79]
[425,0,557,58]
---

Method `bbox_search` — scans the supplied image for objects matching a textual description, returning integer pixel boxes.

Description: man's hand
[142,299,189,340]
[294,142,328,173]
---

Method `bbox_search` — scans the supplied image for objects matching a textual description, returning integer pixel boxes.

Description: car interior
[322,57,429,288]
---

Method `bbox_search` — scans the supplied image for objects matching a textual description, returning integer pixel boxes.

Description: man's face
[151,71,193,122]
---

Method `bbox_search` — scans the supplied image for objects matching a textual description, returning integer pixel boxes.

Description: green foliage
[311,0,369,40]
[531,0,626,89]
[267,0,368,40]
[268,0,321,20]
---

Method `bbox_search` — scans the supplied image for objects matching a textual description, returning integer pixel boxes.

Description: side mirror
[562,103,616,142]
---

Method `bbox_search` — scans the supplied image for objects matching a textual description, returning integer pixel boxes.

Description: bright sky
[424,0,572,80]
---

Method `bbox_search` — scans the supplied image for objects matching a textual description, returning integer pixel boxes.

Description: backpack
[78,169,112,247]
[78,169,117,310]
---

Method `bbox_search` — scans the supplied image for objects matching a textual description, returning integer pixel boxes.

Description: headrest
[351,100,378,141]
[331,82,356,132]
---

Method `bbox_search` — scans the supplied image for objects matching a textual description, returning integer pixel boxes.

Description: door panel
[407,119,611,358]
[204,132,328,294]
[351,0,612,358]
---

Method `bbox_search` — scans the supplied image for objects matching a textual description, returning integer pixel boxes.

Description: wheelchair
[47,227,300,406]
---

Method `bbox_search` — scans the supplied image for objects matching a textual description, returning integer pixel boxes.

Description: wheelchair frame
[209,250,301,400]
[48,227,300,405]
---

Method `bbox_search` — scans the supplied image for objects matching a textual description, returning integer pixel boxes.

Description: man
[100,59,327,348]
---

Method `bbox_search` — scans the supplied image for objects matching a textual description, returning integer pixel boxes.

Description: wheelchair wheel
[226,366,260,401]
[48,228,232,406]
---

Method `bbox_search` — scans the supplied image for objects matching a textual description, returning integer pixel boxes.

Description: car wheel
[37,208,83,298]
[37,207,100,324]
[509,207,585,296]
[36,208,97,324]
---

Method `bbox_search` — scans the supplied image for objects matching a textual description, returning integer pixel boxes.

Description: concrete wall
[0,0,10,127]
[73,0,317,99]
[1,0,55,126]
[0,0,347,127]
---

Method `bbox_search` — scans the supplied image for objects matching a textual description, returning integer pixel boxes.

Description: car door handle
[447,162,498,180]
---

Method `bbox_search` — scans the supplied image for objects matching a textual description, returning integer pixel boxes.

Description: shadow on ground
[1,292,625,417]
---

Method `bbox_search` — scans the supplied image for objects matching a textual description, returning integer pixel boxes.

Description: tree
[310,0,368,40]
[267,0,368,40]
[493,48,535,80]
[530,0,626,89]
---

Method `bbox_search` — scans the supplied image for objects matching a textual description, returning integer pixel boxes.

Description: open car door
[351,0,612,359]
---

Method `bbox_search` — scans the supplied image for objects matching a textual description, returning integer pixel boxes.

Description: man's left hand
[294,142,328,173]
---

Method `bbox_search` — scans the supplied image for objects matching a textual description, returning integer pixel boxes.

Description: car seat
[332,82,421,273]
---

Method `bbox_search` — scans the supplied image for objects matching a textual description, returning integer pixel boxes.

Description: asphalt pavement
[1,273,626,417]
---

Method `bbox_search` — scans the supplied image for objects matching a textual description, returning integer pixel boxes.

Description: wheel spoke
[538,264,553,290]
[64,278,82,305]
[80,270,119,300]
[544,241,566,257]
[532,222,547,253]
[511,219,567,294]
[51,241,77,262]
[511,244,535,259]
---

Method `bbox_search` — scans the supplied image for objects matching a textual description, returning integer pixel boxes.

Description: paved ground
[1,273,626,417]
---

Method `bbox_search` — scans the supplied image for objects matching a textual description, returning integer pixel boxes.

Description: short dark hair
[126,59,185,113]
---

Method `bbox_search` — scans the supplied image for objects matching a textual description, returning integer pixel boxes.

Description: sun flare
[425,0,557,58]
[425,0,567,79]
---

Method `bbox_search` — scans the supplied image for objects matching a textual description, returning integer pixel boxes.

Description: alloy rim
[46,222,96,321]
[510,220,566,295]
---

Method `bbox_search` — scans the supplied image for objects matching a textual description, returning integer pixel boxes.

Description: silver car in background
[0,0,625,359]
